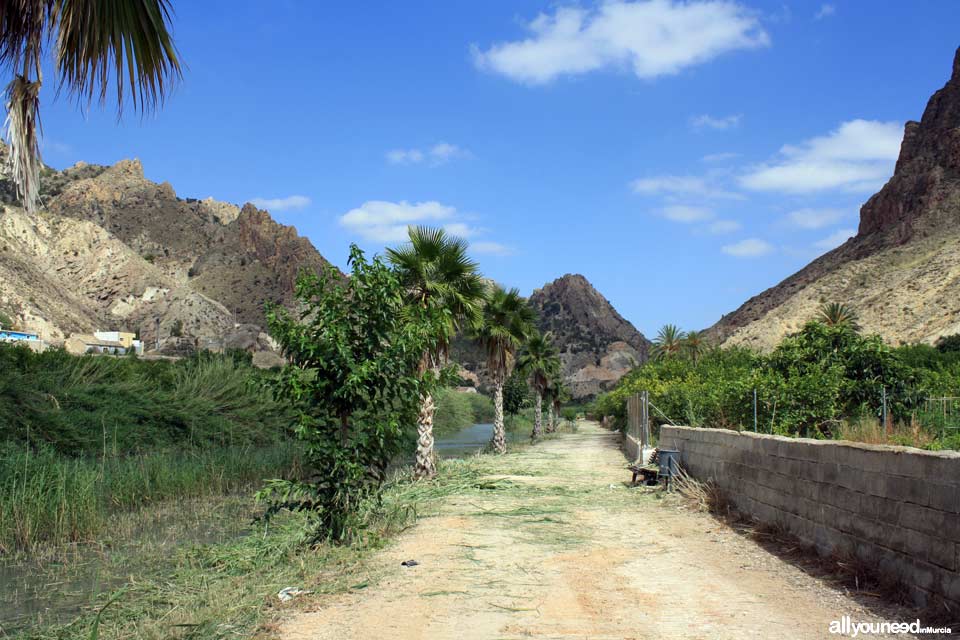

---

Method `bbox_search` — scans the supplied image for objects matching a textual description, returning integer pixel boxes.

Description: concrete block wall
[660,426,960,608]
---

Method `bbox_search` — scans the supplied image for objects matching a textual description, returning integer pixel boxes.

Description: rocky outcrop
[0,147,333,353]
[709,47,960,349]
[529,274,649,398]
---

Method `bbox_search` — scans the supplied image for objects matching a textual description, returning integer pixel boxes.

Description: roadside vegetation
[594,303,960,450]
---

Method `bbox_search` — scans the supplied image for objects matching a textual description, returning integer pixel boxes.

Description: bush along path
[280,421,919,640]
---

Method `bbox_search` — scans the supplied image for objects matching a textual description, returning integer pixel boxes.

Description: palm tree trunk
[491,373,507,454]
[414,390,437,479]
[546,402,556,433]
[532,391,543,439]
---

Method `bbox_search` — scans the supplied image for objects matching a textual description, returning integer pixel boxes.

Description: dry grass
[837,416,939,448]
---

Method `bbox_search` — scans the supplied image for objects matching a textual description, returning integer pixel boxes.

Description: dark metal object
[658,449,680,479]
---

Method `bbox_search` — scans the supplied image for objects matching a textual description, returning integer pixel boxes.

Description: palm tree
[473,285,536,454]
[1,1,182,213]
[517,331,560,440]
[547,376,570,433]
[683,329,707,363]
[387,226,486,478]
[816,302,861,330]
[651,324,686,360]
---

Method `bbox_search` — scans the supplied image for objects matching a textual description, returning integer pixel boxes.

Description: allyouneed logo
[829,616,952,636]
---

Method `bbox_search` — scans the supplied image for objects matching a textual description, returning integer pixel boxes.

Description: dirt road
[281,422,918,639]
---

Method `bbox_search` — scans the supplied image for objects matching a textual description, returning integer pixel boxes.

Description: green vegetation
[517,331,561,439]
[0,345,296,553]
[433,388,495,437]
[0,346,291,453]
[594,310,960,450]
[11,457,500,640]
[260,245,443,542]
[0,442,295,554]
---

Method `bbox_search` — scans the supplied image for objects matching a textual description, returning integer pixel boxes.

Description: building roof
[69,334,126,348]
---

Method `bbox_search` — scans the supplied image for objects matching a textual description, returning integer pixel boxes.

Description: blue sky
[34,1,960,337]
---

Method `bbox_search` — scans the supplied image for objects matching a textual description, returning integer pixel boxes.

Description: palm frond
[54,0,182,113]
[4,75,42,213]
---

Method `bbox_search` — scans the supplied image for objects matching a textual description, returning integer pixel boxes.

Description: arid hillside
[709,47,960,350]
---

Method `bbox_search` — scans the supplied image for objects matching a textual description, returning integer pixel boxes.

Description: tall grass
[0,442,298,553]
[0,346,293,454]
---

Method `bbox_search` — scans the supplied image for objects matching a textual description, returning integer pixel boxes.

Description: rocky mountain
[709,47,960,350]
[0,149,331,351]
[530,274,650,398]
[453,274,649,399]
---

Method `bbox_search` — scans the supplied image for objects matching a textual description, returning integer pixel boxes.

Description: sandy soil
[280,422,923,639]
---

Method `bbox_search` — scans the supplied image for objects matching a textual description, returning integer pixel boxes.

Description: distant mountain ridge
[708,47,960,350]
[0,149,330,351]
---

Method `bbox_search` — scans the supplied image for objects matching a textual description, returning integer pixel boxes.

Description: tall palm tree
[517,331,560,440]
[651,324,686,360]
[816,302,861,330]
[683,329,707,363]
[546,375,569,433]
[473,285,536,454]
[1,1,182,213]
[387,226,486,478]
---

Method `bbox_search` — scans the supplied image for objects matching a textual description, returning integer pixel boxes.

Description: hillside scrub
[594,321,960,448]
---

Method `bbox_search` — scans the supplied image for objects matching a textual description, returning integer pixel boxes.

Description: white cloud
[722,237,774,257]
[785,208,848,230]
[473,0,769,85]
[386,142,469,166]
[338,200,503,249]
[813,227,856,250]
[814,4,836,20]
[340,200,466,243]
[631,174,743,200]
[701,151,740,163]
[660,205,714,223]
[249,195,311,211]
[706,219,741,234]
[690,113,742,131]
[471,241,515,256]
[740,119,903,193]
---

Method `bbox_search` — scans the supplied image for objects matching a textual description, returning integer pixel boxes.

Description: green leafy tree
[1,0,182,213]
[936,334,960,354]
[259,246,441,542]
[502,367,530,417]
[473,286,536,453]
[517,331,561,439]
[651,324,686,360]
[816,302,861,331]
[387,226,485,478]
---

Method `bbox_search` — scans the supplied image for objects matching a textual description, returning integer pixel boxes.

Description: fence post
[882,387,888,436]
[753,388,758,433]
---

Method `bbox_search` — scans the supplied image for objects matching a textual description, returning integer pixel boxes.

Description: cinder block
[882,476,928,506]
[860,493,882,520]
[899,502,951,538]
[925,482,960,514]
[819,462,841,485]
[846,447,890,474]
[905,529,956,571]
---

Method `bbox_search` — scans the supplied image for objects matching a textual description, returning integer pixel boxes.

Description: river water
[1,422,517,633]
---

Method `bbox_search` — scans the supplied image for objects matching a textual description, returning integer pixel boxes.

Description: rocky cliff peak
[529,274,649,398]
[858,46,960,240]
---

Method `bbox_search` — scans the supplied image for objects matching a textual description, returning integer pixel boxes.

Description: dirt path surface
[281,422,918,640]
